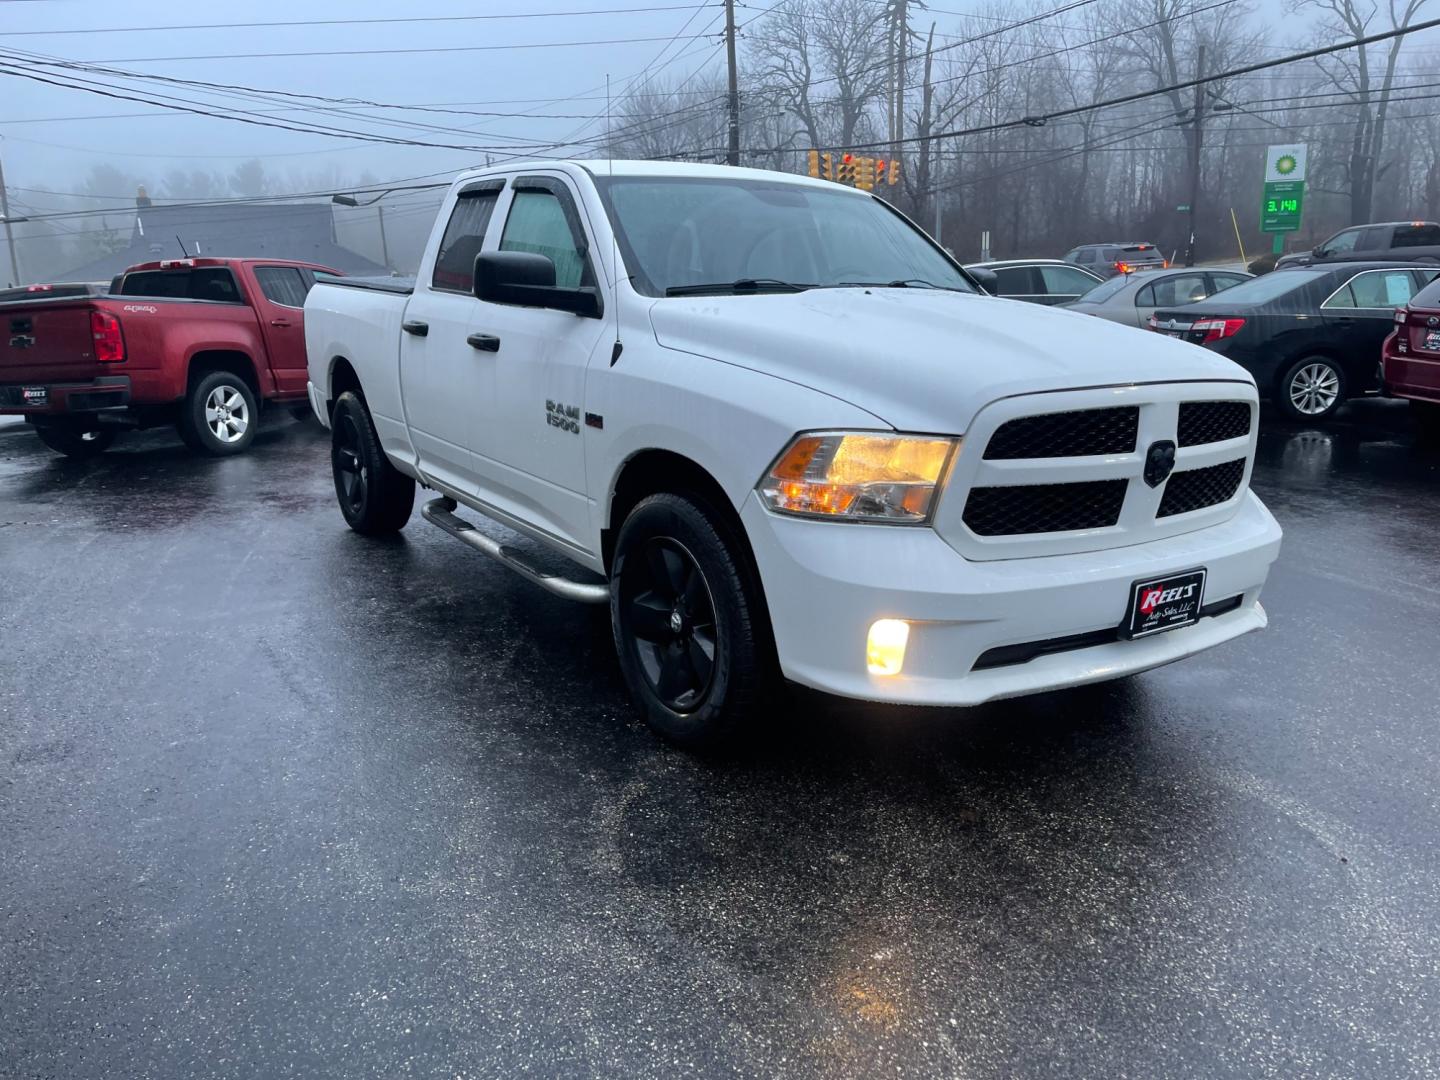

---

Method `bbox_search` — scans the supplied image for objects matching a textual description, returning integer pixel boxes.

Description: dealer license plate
[1122,568,1207,639]
[22,386,48,407]
[1424,330,1440,352]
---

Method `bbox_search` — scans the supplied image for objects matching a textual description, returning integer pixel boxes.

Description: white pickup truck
[305,160,1282,747]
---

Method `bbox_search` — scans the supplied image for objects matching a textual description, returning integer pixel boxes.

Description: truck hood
[648,288,1252,433]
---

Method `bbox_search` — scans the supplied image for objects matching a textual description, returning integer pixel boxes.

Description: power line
[77,34,721,65]
[2,4,717,36]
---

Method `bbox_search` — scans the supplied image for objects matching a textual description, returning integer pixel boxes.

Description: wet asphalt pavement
[2,402,1439,1080]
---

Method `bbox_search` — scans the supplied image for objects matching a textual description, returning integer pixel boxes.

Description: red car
[1382,273,1440,438]
[1,257,337,457]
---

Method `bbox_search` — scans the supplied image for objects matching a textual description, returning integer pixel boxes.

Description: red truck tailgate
[2,300,113,383]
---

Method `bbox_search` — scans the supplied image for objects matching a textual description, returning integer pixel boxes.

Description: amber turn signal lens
[759,432,958,523]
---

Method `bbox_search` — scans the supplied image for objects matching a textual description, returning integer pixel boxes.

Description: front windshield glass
[1197,268,1327,305]
[593,175,975,297]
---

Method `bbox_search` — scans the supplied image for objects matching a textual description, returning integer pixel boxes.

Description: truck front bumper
[742,490,1282,706]
[0,377,131,416]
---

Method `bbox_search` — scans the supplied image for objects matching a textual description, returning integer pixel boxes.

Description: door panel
[252,266,311,395]
[467,176,607,550]
[1321,269,1419,391]
[399,184,503,493]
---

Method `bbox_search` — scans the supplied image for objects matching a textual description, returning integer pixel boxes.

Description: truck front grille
[1157,458,1246,517]
[1177,401,1250,446]
[984,406,1139,459]
[962,479,1127,536]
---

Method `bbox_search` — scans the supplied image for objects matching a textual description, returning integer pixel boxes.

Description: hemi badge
[585,413,604,430]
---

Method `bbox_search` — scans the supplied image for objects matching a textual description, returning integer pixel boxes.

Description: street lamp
[331,191,396,271]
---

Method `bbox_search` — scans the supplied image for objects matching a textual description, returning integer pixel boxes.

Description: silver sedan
[1064,267,1253,328]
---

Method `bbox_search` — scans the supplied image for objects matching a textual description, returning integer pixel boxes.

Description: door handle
[402,320,429,337]
[269,318,293,328]
[467,333,501,352]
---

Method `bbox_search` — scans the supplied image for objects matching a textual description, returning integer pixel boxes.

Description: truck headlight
[758,432,959,524]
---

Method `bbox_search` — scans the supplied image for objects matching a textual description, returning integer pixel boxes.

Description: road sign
[1260,144,1307,234]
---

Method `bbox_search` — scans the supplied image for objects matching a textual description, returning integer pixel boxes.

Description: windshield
[592,175,975,297]
[1073,274,1132,303]
[1187,268,1327,306]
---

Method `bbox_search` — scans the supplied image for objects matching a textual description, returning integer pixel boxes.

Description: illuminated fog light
[867,619,910,676]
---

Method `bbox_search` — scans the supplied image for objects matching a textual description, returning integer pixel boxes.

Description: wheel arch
[603,448,751,577]
[187,349,260,398]
[327,355,362,413]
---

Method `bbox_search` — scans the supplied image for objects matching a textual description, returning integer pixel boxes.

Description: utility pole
[377,205,391,272]
[724,0,740,166]
[1184,45,1206,267]
[0,149,21,287]
[892,0,908,164]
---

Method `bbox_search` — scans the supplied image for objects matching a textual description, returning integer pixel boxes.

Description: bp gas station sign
[1261,145,1307,251]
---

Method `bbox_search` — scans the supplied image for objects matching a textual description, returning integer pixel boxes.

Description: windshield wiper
[664,278,811,297]
[833,278,967,292]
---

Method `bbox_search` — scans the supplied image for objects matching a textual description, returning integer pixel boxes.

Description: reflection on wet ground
[2,400,1438,1078]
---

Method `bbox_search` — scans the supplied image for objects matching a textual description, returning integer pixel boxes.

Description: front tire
[178,370,258,455]
[1278,356,1347,420]
[330,390,414,534]
[611,492,775,749]
[35,424,116,459]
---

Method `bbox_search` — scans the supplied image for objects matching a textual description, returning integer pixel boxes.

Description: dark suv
[1063,243,1167,278]
[1275,221,1440,270]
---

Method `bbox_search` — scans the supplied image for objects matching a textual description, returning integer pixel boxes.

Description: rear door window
[431,185,502,293]
[254,266,310,308]
[1138,273,1208,307]
[1209,273,1249,294]
[991,266,1039,297]
[1039,265,1098,296]
[1326,270,1417,309]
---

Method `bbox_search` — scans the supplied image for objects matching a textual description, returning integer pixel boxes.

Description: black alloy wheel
[620,537,719,712]
[610,492,776,748]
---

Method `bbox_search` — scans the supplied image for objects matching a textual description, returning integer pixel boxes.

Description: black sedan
[1149,261,1440,419]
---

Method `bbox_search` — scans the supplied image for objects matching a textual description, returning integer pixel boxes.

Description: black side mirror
[968,267,998,294]
[1312,246,1324,257]
[473,251,602,318]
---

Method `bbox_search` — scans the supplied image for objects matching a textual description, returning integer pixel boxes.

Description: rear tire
[35,424,116,459]
[610,492,775,750]
[1277,356,1347,421]
[178,370,258,456]
[330,390,414,534]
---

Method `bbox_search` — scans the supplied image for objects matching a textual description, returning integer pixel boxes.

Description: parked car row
[1149,261,1440,422]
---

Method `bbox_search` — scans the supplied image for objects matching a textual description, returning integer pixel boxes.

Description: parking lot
[2,402,1438,1079]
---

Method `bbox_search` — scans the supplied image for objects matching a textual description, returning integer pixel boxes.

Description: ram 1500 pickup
[2,257,336,457]
[305,161,1283,747]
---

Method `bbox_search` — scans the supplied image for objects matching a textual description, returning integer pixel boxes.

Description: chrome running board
[420,497,609,604]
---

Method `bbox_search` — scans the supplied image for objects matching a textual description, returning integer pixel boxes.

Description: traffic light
[837,153,856,185]
[855,156,876,190]
[885,158,900,185]
[807,150,834,181]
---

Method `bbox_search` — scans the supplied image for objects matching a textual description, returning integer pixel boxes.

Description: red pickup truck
[1,257,338,457]
[1382,272,1440,439]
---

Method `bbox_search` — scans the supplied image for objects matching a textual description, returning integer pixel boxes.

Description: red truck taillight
[91,310,125,362]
